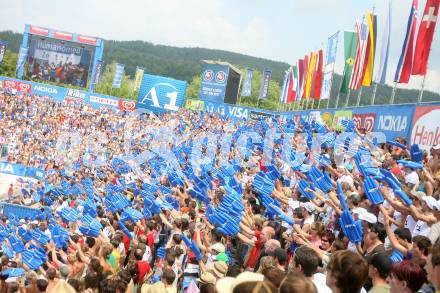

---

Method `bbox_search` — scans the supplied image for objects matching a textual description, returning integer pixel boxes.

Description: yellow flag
[305,52,317,98]
[362,12,376,86]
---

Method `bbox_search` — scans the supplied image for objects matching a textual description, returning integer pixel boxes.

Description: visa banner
[137,74,187,114]
[199,63,229,103]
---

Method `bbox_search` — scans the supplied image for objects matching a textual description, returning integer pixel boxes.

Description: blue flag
[112,64,125,89]
[259,69,272,99]
[0,40,7,64]
[241,68,253,97]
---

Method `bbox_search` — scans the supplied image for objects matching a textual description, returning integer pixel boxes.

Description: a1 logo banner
[136,74,187,114]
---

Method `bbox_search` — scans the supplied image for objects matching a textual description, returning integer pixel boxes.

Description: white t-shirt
[413,220,431,237]
[313,273,332,293]
[405,215,417,232]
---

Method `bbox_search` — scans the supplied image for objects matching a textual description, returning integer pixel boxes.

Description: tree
[94,63,135,99]
[185,75,201,99]
[0,51,18,78]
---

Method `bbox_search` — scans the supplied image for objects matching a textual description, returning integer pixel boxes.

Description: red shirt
[137,260,151,283]
[247,230,262,269]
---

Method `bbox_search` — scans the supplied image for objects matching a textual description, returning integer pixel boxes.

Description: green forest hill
[0,30,439,111]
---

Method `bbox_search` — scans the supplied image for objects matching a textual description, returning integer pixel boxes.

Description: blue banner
[0,162,45,180]
[259,69,272,99]
[241,68,253,97]
[112,64,124,88]
[91,60,103,86]
[199,63,229,103]
[16,46,28,76]
[137,74,187,114]
[0,40,7,64]
[372,104,414,141]
[326,31,339,65]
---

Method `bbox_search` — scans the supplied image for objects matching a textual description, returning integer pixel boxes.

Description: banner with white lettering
[371,104,414,141]
[241,68,253,97]
[112,64,124,89]
[259,69,272,99]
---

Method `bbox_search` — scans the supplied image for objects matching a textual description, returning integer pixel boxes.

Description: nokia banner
[137,74,187,114]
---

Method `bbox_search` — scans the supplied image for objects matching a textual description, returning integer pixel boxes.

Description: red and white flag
[349,22,369,90]
[412,0,440,75]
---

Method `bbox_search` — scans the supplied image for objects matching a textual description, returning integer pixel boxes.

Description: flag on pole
[91,60,103,87]
[362,12,377,86]
[16,46,28,75]
[0,40,7,64]
[280,70,289,104]
[302,55,309,99]
[241,68,253,97]
[259,69,272,99]
[349,22,369,90]
[305,52,317,98]
[288,65,298,103]
[412,0,440,75]
[112,64,125,89]
[297,59,304,100]
[394,0,418,83]
[375,0,392,85]
[133,67,144,91]
[314,49,324,99]
[321,31,339,100]
[340,31,358,93]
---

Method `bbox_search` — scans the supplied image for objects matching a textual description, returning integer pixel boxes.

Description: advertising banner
[91,60,103,86]
[411,105,440,150]
[203,101,251,120]
[241,68,253,97]
[259,69,272,99]
[112,64,124,89]
[199,63,229,103]
[333,110,353,130]
[134,67,144,92]
[137,74,187,114]
[372,104,414,141]
[185,99,205,111]
[0,40,7,64]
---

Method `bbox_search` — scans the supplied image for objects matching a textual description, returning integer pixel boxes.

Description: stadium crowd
[0,91,440,293]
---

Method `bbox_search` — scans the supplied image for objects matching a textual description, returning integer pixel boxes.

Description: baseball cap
[366,253,392,278]
[423,195,439,210]
[214,252,229,263]
[216,272,265,293]
[301,202,315,213]
[432,144,440,150]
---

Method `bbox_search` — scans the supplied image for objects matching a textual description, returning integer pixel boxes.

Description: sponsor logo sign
[89,95,118,107]
[33,84,58,95]
[2,79,31,93]
[353,113,376,133]
[137,74,187,114]
[118,99,136,112]
[411,105,440,150]
[199,63,230,103]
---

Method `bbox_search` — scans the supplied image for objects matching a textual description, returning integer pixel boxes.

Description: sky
[0,0,439,93]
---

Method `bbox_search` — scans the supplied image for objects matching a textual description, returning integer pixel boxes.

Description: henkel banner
[373,104,414,141]
[411,105,440,150]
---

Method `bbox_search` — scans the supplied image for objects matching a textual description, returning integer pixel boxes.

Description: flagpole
[356,87,363,107]
[390,81,397,104]
[371,83,378,105]
[345,89,351,107]
[418,75,427,103]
